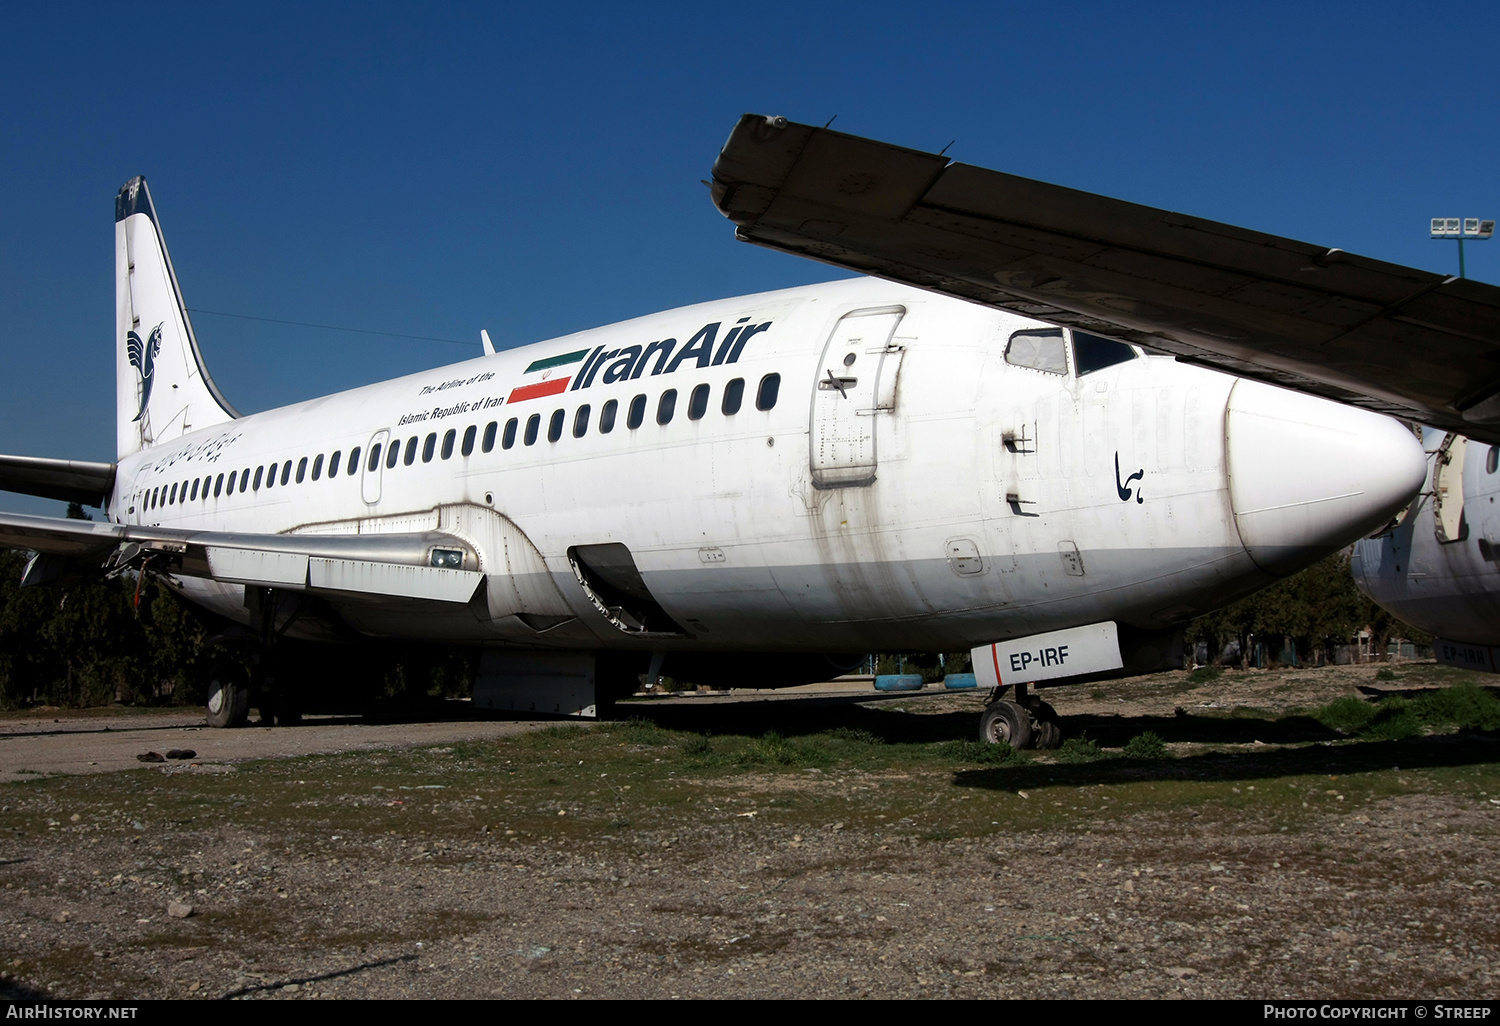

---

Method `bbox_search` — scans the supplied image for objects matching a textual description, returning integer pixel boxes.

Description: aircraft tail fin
[115,177,237,459]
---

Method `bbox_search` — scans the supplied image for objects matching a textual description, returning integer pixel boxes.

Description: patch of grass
[936,739,1027,765]
[613,719,675,747]
[1375,667,1397,681]
[1307,685,1500,741]
[826,726,884,746]
[1363,701,1422,741]
[1122,731,1167,759]
[1187,666,1224,684]
[680,734,714,756]
[1412,684,1500,731]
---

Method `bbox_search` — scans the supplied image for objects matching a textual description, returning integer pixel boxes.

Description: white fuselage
[109,277,1419,654]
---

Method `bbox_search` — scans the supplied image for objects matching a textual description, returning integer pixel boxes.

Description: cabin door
[361,429,389,505]
[809,306,906,489]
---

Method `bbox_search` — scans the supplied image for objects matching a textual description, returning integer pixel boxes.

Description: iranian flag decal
[507,348,590,403]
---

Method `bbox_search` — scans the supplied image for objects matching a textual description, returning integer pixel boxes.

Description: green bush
[1122,731,1168,759]
[1311,696,1379,733]
[1187,666,1223,684]
[1375,667,1396,681]
[1055,736,1106,763]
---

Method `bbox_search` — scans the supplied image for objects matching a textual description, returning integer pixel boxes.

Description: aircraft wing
[0,512,484,603]
[711,114,1500,443]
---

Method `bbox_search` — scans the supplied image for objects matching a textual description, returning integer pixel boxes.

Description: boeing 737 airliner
[0,173,1425,745]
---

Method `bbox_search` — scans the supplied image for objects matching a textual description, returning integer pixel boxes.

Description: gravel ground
[1,663,1497,1000]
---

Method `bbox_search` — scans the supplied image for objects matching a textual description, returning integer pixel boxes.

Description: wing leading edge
[710,114,1500,442]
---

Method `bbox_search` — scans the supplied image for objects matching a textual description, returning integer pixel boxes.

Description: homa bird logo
[127,323,163,421]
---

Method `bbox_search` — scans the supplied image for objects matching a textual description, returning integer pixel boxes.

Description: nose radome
[1226,378,1427,576]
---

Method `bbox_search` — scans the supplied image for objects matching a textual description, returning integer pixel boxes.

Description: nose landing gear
[979,681,1062,750]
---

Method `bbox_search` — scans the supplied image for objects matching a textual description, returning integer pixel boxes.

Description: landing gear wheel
[1027,699,1062,750]
[205,660,250,729]
[979,700,1032,749]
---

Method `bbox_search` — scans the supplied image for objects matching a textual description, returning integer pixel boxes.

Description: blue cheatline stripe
[524,349,590,374]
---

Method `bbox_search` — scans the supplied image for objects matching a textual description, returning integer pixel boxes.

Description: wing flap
[205,547,310,588]
[309,558,483,603]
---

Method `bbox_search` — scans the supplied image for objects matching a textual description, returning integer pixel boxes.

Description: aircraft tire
[1027,700,1062,749]
[979,700,1032,749]
[1032,716,1062,750]
[205,660,251,729]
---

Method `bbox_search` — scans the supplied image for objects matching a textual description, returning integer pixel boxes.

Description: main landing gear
[979,681,1062,750]
[203,588,306,728]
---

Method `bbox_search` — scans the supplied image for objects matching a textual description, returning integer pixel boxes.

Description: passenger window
[329,451,342,477]
[688,384,709,420]
[264,464,275,490]
[169,483,178,505]
[461,425,476,457]
[311,454,324,481]
[1006,328,1067,375]
[348,447,360,474]
[657,389,677,425]
[574,404,590,438]
[386,442,400,469]
[627,394,646,430]
[1489,446,1499,475]
[404,437,418,466]
[600,399,617,434]
[548,409,564,443]
[502,418,517,449]
[368,444,382,472]
[228,470,238,493]
[214,475,224,497]
[524,414,540,446]
[441,430,455,460]
[242,467,251,493]
[253,466,264,490]
[1072,331,1136,375]
[296,458,307,483]
[756,373,781,411]
[422,433,436,463]
[190,479,199,501]
[281,461,292,486]
[722,378,744,415]
[483,421,498,453]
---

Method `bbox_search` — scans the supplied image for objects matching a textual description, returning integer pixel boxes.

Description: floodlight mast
[1430,216,1495,278]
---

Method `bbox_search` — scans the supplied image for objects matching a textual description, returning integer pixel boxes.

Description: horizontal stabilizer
[0,455,116,507]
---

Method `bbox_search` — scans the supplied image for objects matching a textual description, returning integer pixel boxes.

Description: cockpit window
[1072,331,1136,375]
[1005,328,1067,375]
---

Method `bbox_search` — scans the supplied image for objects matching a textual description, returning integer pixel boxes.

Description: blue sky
[2,2,1497,514]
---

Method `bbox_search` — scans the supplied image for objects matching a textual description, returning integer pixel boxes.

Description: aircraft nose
[1226,378,1427,575]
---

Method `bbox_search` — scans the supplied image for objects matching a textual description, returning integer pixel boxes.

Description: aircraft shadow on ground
[951,730,1500,792]
[615,695,1500,787]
